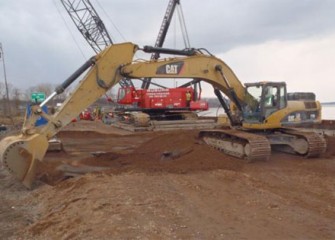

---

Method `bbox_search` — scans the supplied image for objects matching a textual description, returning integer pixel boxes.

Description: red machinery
[79,109,93,121]
[61,0,207,122]
[117,86,208,111]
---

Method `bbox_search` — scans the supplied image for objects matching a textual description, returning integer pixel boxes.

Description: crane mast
[141,0,198,99]
[153,0,180,58]
[142,0,181,89]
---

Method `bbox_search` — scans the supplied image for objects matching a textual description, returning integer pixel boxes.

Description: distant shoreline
[321,102,335,106]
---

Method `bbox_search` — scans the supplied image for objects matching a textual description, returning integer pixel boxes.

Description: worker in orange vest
[186,91,192,107]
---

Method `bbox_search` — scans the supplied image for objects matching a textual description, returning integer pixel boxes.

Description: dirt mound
[57,130,129,139]
[100,130,244,174]
[324,135,335,157]
[38,128,335,186]
[36,130,244,186]
[62,121,132,135]
[2,122,335,239]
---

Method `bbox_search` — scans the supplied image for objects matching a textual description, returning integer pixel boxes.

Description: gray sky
[0,0,335,101]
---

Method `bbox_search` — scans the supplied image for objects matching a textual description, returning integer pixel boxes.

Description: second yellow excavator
[0,42,326,188]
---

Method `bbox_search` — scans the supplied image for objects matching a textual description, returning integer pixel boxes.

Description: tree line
[0,82,70,117]
[0,82,120,117]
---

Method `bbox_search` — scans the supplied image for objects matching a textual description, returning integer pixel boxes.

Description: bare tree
[53,84,72,104]
[0,82,5,98]
[27,83,54,98]
[0,82,5,115]
[11,87,22,116]
[0,82,13,116]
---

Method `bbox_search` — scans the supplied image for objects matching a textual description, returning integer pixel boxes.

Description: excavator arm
[124,46,247,125]
[123,48,245,102]
[0,42,137,188]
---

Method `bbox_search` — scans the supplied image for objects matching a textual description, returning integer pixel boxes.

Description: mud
[1,121,335,239]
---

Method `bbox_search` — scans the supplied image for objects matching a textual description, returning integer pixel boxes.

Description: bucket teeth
[0,134,49,188]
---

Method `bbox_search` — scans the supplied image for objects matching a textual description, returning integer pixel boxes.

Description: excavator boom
[0,42,137,188]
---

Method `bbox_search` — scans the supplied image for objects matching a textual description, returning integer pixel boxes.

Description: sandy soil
[1,121,335,240]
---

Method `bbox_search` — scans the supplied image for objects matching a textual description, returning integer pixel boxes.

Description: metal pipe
[214,88,241,126]
[143,46,196,56]
[40,92,57,107]
[138,78,167,89]
[215,64,243,111]
[55,56,95,94]
[40,56,95,107]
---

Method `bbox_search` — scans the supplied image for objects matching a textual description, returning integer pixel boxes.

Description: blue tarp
[26,104,48,127]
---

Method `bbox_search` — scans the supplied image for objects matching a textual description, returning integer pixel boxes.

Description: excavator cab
[117,86,137,105]
[243,82,287,123]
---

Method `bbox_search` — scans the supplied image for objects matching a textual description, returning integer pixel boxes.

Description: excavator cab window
[117,87,135,104]
[118,88,126,101]
[264,86,277,107]
[243,85,262,122]
[243,83,287,122]
[262,86,278,118]
[261,84,287,119]
[279,86,286,109]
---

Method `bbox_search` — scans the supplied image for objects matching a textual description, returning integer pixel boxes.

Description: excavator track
[199,129,271,162]
[279,128,327,157]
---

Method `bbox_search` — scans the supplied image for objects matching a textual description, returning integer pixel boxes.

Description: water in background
[321,104,335,120]
[199,104,335,120]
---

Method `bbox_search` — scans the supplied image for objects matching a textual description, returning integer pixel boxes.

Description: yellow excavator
[0,42,326,188]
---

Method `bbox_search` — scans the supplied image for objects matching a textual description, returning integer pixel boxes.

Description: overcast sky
[0,0,335,101]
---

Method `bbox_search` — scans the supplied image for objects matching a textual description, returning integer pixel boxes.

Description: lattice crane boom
[60,0,113,54]
[60,0,133,87]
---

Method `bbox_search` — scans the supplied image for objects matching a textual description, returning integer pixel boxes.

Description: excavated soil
[1,121,335,240]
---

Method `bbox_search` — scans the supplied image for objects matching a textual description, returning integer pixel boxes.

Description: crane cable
[176,2,200,94]
[52,0,87,60]
[176,2,191,48]
[93,0,128,42]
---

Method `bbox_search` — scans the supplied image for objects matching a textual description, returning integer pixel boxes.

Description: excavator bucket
[0,133,49,189]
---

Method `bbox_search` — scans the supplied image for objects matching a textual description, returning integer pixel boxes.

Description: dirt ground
[1,121,335,240]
